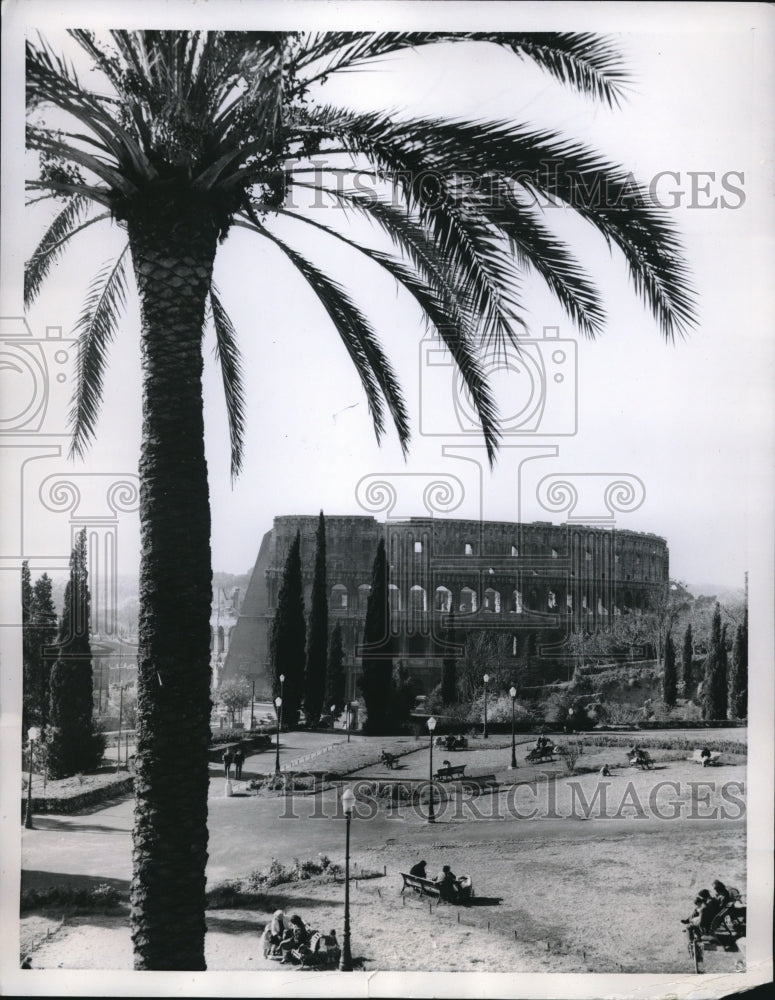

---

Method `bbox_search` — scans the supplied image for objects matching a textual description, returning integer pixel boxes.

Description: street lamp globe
[28,726,41,743]
[427,716,437,733]
[483,674,489,684]
[279,674,285,684]
[275,696,282,710]
[342,786,355,814]
[509,686,517,699]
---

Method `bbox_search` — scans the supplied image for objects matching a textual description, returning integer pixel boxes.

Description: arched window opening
[459,587,477,613]
[434,586,452,612]
[331,584,348,610]
[410,585,427,612]
[483,588,501,613]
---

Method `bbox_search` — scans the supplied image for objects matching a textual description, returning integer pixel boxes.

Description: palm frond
[272,204,501,462]
[293,32,628,105]
[25,196,88,307]
[236,219,411,452]
[298,108,526,348]
[69,248,131,459]
[301,108,696,340]
[209,285,246,480]
[472,176,605,337]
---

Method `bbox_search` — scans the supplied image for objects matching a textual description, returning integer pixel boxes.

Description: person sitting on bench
[712,880,746,930]
[435,864,461,902]
[682,890,720,939]
[410,859,428,879]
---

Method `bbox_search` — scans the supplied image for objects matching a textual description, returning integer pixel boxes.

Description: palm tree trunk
[127,196,220,970]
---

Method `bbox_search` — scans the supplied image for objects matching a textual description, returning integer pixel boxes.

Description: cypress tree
[389,659,415,730]
[33,575,58,732]
[360,538,393,734]
[47,530,104,778]
[681,623,694,698]
[324,620,346,719]
[662,631,677,708]
[269,531,305,728]
[304,511,328,725]
[441,611,458,704]
[702,604,727,720]
[728,610,748,719]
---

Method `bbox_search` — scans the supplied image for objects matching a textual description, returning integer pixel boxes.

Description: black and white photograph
[1,1,773,996]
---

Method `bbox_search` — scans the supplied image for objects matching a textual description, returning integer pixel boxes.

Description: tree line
[261,513,417,733]
[22,529,104,779]
[662,603,748,720]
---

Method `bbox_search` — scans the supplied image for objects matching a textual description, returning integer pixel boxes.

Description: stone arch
[331,583,348,610]
[483,587,501,613]
[459,586,477,613]
[410,585,427,612]
[434,586,452,612]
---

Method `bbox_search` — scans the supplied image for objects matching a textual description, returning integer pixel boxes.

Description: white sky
[3,2,774,592]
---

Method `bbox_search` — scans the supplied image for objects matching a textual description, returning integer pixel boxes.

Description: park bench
[380,750,399,769]
[435,764,466,781]
[400,872,443,900]
[691,748,722,766]
[292,930,341,968]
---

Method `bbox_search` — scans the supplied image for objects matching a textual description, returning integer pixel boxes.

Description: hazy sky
[4,2,774,592]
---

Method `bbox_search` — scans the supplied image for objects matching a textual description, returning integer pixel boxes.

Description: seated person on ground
[280,914,309,963]
[322,929,340,964]
[409,859,428,879]
[262,909,287,957]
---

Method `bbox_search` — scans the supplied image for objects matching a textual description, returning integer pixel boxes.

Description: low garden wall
[21,775,134,819]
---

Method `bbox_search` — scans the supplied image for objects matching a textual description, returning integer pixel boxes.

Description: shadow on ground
[21,870,130,900]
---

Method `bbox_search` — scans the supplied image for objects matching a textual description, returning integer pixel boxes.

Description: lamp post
[482,673,490,739]
[279,674,285,729]
[427,716,437,823]
[274,696,282,775]
[346,702,351,743]
[331,704,336,730]
[250,678,255,729]
[24,726,40,830]
[509,685,517,769]
[339,786,355,971]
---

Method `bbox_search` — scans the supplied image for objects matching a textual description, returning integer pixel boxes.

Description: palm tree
[25,30,696,969]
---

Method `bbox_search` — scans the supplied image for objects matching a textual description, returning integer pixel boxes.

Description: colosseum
[222,515,669,697]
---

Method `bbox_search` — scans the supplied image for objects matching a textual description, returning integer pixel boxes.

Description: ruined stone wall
[222,515,669,696]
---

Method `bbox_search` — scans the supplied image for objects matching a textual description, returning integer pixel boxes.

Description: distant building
[210,587,241,690]
[222,515,669,696]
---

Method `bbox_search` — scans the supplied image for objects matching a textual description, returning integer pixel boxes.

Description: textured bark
[126,193,219,970]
